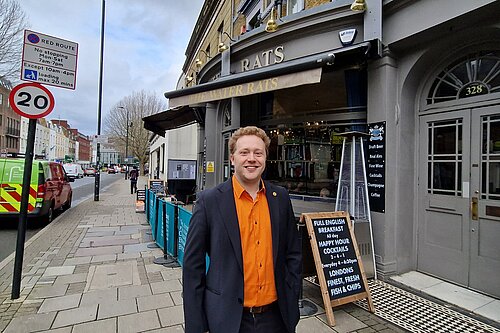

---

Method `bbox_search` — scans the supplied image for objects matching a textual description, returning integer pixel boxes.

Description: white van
[63,163,84,179]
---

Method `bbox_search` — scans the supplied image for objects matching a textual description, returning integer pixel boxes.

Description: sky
[19,0,204,135]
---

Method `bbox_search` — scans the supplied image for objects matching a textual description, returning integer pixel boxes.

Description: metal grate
[354,280,500,333]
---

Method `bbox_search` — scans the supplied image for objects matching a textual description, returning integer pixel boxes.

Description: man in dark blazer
[183,126,302,333]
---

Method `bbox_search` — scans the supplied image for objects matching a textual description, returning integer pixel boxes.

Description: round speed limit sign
[9,82,55,119]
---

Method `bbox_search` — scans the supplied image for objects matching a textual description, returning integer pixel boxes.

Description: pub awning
[164,41,377,108]
[142,106,205,137]
[145,40,379,137]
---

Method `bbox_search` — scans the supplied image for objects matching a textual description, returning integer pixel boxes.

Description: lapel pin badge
[273,192,277,197]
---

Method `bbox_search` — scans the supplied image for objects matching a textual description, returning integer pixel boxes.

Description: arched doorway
[417,50,500,297]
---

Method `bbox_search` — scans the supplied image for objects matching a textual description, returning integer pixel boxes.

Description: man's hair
[228,126,270,155]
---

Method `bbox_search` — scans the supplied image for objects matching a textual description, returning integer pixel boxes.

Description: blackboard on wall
[367,121,386,213]
[301,211,374,326]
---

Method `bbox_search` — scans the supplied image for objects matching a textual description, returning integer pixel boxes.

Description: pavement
[0,177,497,333]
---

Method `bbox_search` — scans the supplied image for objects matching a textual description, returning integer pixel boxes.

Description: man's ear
[230,154,234,165]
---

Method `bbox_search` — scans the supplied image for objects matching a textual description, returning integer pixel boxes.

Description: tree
[0,0,29,82]
[104,90,166,174]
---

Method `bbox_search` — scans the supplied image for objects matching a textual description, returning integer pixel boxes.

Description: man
[183,126,302,333]
[129,166,138,194]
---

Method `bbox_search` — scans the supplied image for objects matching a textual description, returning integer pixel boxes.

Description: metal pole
[12,118,37,299]
[126,109,129,160]
[94,0,105,201]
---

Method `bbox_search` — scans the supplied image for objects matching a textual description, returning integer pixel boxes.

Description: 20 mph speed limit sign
[9,82,55,119]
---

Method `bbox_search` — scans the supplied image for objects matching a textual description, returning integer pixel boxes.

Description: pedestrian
[183,126,302,333]
[129,166,138,194]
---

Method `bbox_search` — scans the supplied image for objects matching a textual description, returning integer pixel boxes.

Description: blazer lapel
[265,181,280,266]
[217,179,243,273]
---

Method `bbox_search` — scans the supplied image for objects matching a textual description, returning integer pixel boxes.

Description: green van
[0,158,73,223]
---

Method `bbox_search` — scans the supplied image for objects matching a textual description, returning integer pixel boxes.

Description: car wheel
[63,195,72,210]
[44,206,54,224]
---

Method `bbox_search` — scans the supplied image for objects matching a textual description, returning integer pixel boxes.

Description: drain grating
[354,280,500,333]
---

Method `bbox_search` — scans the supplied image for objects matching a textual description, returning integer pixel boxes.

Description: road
[0,173,124,263]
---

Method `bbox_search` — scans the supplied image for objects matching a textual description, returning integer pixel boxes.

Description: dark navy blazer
[182,178,302,333]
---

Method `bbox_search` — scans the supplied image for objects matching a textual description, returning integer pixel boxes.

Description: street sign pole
[9,82,55,300]
[94,0,106,201]
[11,119,37,299]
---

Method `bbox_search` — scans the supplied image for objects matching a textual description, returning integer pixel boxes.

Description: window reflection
[264,123,363,199]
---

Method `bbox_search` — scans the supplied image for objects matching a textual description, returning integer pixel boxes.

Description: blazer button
[238,298,243,304]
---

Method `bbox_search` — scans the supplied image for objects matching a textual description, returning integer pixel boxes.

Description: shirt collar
[232,175,266,199]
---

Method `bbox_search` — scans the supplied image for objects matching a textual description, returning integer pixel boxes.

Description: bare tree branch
[104,90,166,173]
[0,0,29,83]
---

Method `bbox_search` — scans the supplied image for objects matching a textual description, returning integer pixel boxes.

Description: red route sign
[9,82,55,119]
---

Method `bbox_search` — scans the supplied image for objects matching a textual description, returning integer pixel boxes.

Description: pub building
[143,0,500,299]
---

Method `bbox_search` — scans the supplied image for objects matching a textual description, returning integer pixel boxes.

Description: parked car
[63,163,84,179]
[107,167,116,174]
[0,158,73,223]
[84,167,96,177]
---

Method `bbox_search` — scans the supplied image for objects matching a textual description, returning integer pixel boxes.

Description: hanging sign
[301,211,374,326]
[367,121,386,213]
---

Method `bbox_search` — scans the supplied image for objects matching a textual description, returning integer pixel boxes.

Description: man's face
[230,135,266,187]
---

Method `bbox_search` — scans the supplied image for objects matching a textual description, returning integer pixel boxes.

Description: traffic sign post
[9,83,55,299]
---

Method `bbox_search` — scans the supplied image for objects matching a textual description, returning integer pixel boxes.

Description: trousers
[239,303,288,333]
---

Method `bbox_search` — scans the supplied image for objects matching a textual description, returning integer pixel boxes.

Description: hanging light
[265,6,278,33]
[350,0,367,12]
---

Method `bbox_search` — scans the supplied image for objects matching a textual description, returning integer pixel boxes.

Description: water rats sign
[21,30,78,90]
[301,211,374,326]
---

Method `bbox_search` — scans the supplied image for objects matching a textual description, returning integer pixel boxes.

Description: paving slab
[151,279,183,294]
[28,284,68,299]
[327,310,367,333]
[97,299,138,320]
[52,304,98,328]
[63,257,92,266]
[42,265,76,277]
[90,254,117,263]
[117,309,161,333]
[124,242,156,253]
[137,293,174,312]
[160,268,182,281]
[296,316,334,333]
[157,304,184,327]
[54,273,88,285]
[473,299,500,322]
[170,290,183,305]
[38,293,81,313]
[72,317,116,333]
[423,282,493,310]
[80,288,118,306]
[37,327,72,333]
[118,284,152,300]
[74,245,123,257]
[146,325,184,333]
[85,261,140,291]
[3,312,56,333]
[390,271,442,291]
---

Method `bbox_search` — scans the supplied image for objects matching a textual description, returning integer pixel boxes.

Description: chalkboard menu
[367,121,386,213]
[302,211,374,326]
[149,179,166,195]
[136,189,146,201]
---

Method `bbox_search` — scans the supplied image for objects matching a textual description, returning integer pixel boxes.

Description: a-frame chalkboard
[301,211,374,326]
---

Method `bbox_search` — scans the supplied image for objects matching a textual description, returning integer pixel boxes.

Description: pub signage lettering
[240,45,284,72]
[302,212,374,326]
[367,122,386,213]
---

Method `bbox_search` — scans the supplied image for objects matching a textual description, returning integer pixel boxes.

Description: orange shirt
[232,176,277,307]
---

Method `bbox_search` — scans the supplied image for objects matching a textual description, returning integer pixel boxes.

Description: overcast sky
[19,0,204,135]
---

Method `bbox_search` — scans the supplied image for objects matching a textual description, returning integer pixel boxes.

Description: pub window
[427,50,500,104]
[217,22,224,46]
[0,93,3,104]
[287,0,304,15]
